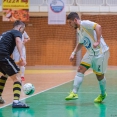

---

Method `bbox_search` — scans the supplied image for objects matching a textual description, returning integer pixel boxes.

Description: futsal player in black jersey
[0,20,29,108]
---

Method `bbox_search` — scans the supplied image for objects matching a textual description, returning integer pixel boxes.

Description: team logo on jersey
[83,37,91,49]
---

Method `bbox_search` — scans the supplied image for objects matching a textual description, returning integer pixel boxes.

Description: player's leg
[65,52,91,100]
[20,46,26,81]
[13,47,24,81]
[65,66,87,100]
[20,66,25,81]
[93,51,109,103]
[94,74,107,103]
[1,57,29,108]
[12,47,20,63]
[0,67,8,104]
[11,74,29,108]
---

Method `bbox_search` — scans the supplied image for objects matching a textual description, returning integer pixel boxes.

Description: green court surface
[0,69,117,117]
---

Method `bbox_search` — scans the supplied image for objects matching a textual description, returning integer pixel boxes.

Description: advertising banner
[2,0,29,21]
[48,0,66,24]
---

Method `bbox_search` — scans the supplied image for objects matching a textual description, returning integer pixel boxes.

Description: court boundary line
[0,72,93,109]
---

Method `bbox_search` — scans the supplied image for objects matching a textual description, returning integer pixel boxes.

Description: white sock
[13,100,19,103]
[99,77,106,96]
[73,72,84,94]
[20,66,25,77]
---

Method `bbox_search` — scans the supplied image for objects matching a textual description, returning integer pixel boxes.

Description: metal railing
[76,0,104,5]
[64,0,75,5]
[30,0,44,6]
[106,0,117,5]
[1,0,117,6]
[46,0,74,6]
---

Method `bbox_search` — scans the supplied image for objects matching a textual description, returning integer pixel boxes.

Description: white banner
[48,0,66,24]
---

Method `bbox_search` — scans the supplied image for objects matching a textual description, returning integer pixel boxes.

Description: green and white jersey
[78,20,109,56]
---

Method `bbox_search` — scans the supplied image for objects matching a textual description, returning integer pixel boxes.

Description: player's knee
[10,74,21,83]
[96,74,104,81]
[77,66,87,73]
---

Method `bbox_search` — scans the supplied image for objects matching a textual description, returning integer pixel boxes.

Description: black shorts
[0,56,20,76]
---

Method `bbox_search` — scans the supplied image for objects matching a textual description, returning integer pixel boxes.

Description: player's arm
[93,24,102,48]
[82,20,102,48]
[73,43,83,54]
[15,37,26,66]
[23,37,30,43]
[23,31,30,44]
[70,43,83,61]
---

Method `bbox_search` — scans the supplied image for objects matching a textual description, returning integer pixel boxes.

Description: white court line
[42,92,117,94]
[0,72,93,109]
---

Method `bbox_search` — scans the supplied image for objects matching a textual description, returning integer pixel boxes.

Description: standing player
[13,31,30,81]
[65,12,109,103]
[0,20,29,108]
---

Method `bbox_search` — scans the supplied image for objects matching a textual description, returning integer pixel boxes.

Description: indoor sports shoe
[21,77,25,81]
[12,101,29,108]
[65,91,78,100]
[0,96,5,104]
[94,93,107,103]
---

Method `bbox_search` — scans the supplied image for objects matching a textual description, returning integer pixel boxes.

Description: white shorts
[13,46,26,62]
[81,50,109,75]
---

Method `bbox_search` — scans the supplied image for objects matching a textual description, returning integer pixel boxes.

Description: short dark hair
[67,12,80,20]
[13,20,25,27]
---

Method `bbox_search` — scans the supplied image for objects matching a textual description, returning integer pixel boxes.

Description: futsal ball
[23,83,35,95]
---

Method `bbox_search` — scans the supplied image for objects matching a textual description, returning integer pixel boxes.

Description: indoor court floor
[0,66,117,117]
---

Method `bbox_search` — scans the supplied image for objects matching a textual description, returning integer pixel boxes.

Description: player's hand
[23,39,27,44]
[69,52,75,61]
[18,56,26,66]
[93,42,100,48]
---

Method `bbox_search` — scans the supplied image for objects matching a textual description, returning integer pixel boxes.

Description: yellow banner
[2,0,29,21]
[3,0,29,9]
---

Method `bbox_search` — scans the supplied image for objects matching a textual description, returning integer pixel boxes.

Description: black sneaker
[12,101,29,108]
[0,96,5,104]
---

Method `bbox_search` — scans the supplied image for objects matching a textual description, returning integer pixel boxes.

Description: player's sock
[0,75,8,96]
[72,72,84,93]
[20,66,25,77]
[13,81,21,101]
[99,77,106,96]
[13,100,19,103]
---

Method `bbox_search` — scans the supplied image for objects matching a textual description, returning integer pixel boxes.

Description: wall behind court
[0,17,76,66]
[0,15,116,66]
